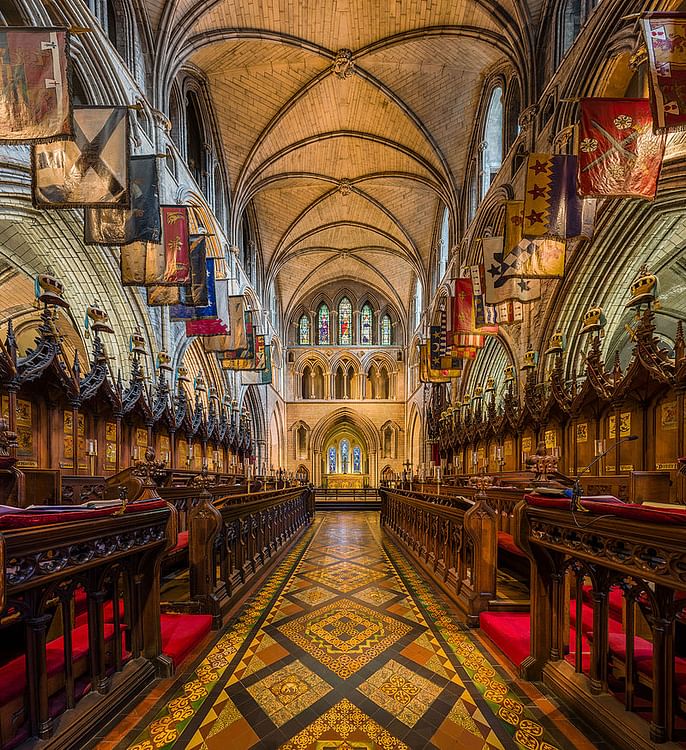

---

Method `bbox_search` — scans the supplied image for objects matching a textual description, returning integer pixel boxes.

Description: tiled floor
[104,512,601,750]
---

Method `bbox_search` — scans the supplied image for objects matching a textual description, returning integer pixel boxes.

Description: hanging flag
[245,344,273,385]
[453,333,485,348]
[642,13,686,132]
[217,312,255,359]
[483,236,541,304]
[504,237,566,278]
[147,285,181,306]
[84,155,161,244]
[523,154,581,238]
[0,28,71,142]
[33,106,129,207]
[577,98,665,198]
[188,234,208,305]
[461,265,498,334]
[453,278,475,333]
[161,206,190,284]
[222,334,266,371]
[420,343,458,383]
[120,241,147,285]
[169,257,216,320]
[496,300,524,324]
[185,318,229,336]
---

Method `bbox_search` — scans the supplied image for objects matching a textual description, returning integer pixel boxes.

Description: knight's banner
[523,154,581,238]
[642,13,686,132]
[33,106,129,207]
[222,334,266,371]
[483,236,541,305]
[503,237,565,278]
[84,155,161,244]
[453,278,475,333]
[578,98,665,198]
[0,28,71,142]
[420,343,458,383]
[161,206,190,284]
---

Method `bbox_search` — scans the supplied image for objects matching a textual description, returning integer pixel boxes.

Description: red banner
[642,14,686,132]
[185,318,229,336]
[453,278,474,333]
[161,206,190,284]
[578,98,665,199]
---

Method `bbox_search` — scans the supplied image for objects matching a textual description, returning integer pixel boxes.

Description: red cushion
[0,500,168,529]
[497,531,526,558]
[635,654,686,699]
[479,611,530,667]
[168,530,188,555]
[607,632,653,661]
[161,613,212,667]
[570,601,623,636]
[0,622,115,705]
[74,598,126,629]
[525,494,686,524]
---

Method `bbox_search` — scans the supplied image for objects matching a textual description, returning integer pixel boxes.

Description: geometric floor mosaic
[117,512,597,750]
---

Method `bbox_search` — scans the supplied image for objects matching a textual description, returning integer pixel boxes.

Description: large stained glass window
[341,439,350,473]
[318,304,330,344]
[339,297,352,345]
[381,314,392,345]
[328,446,336,473]
[353,446,361,473]
[360,303,372,345]
[298,314,310,345]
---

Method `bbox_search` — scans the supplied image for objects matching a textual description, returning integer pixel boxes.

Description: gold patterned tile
[291,585,338,606]
[246,659,332,727]
[278,600,412,679]
[353,585,397,606]
[400,631,460,683]
[279,698,410,750]
[303,561,386,592]
[357,659,443,727]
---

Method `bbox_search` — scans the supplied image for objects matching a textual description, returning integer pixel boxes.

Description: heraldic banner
[33,106,129,207]
[483,236,541,305]
[642,13,686,132]
[523,154,581,238]
[84,154,161,244]
[0,28,71,142]
[578,98,665,198]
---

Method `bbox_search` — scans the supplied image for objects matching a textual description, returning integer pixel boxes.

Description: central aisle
[121,513,596,750]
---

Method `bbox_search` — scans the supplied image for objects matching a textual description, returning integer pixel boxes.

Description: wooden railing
[0,500,174,750]
[380,488,497,625]
[314,487,379,503]
[185,486,315,625]
[513,496,686,749]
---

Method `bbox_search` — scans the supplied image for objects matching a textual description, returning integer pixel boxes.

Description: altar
[326,473,368,489]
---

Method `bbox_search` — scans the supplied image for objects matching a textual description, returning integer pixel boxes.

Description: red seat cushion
[479,611,530,667]
[0,622,115,705]
[570,601,623,636]
[160,613,212,667]
[607,632,653,661]
[168,530,189,555]
[497,531,526,558]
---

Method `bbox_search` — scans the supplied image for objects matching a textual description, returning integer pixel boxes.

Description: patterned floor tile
[278,599,412,679]
[357,658,443,727]
[279,697,410,750]
[353,584,397,606]
[246,659,332,727]
[302,560,386,592]
[291,584,338,606]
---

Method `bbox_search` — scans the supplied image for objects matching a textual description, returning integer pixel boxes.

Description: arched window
[213,165,225,228]
[505,78,522,152]
[353,446,361,473]
[71,72,89,106]
[560,0,582,59]
[414,279,423,330]
[185,91,204,187]
[301,366,312,399]
[298,314,310,345]
[439,207,449,281]
[328,446,337,474]
[106,0,118,48]
[338,297,352,345]
[481,86,503,199]
[318,304,330,345]
[381,315,392,346]
[360,303,373,345]
[168,85,182,148]
[340,439,350,473]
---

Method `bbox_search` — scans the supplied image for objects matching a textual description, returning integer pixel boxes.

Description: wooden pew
[184,485,315,626]
[514,495,686,749]
[0,499,173,749]
[379,487,498,625]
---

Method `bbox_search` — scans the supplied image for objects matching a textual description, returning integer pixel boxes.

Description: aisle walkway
[113,513,599,750]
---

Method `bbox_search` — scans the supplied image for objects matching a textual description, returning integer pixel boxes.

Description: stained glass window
[341,439,350,473]
[299,314,310,345]
[318,304,330,345]
[328,446,336,473]
[381,314,392,346]
[360,303,372,345]
[353,446,361,473]
[338,297,352,345]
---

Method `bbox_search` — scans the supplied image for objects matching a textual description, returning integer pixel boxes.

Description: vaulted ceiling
[152,0,540,322]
